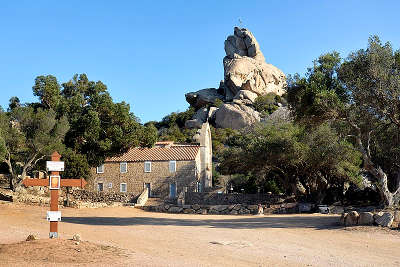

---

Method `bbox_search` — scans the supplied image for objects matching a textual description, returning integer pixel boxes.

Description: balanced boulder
[223,27,286,97]
[185,27,287,130]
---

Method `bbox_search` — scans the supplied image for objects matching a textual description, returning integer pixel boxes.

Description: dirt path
[0,202,399,266]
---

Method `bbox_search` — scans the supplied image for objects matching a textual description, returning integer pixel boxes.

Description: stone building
[88,123,212,199]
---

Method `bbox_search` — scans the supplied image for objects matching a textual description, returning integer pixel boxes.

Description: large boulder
[224,56,286,97]
[223,27,286,98]
[192,107,209,123]
[185,88,224,109]
[264,107,292,123]
[374,212,394,227]
[224,27,265,62]
[345,211,359,226]
[359,212,374,225]
[215,103,260,129]
[233,90,258,103]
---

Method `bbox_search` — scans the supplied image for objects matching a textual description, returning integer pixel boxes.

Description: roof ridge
[106,145,200,162]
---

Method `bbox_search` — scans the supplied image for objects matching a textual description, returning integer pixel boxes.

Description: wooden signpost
[22,151,87,238]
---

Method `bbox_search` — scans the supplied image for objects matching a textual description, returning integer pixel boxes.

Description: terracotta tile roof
[106,144,200,162]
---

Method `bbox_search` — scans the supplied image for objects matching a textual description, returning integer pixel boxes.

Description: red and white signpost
[22,151,87,238]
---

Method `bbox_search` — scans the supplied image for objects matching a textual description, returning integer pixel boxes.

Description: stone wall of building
[184,192,285,205]
[88,158,199,199]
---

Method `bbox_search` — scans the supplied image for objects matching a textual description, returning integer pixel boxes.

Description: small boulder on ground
[374,212,394,227]
[26,234,38,241]
[345,211,359,226]
[72,234,82,242]
[359,212,374,225]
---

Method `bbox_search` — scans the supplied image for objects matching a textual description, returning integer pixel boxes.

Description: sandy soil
[0,201,399,266]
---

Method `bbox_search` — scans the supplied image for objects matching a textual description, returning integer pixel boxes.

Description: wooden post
[49,151,61,238]
[22,151,87,239]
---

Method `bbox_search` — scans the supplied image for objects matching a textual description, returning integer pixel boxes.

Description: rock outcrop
[215,103,260,129]
[185,88,224,109]
[184,27,287,130]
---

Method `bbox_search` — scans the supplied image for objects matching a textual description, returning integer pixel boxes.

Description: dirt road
[0,202,399,266]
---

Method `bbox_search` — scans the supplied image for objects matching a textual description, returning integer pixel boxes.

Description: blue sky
[1,0,399,123]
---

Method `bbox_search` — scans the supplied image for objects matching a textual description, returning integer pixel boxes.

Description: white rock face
[215,103,260,129]
[223,27,286,97]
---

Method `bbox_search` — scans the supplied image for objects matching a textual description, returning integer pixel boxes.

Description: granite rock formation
[185,27,287,130]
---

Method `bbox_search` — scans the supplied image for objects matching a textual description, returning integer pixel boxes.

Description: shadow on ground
[62,214,340,230]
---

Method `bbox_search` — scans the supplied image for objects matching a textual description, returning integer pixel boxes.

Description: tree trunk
[350,121,400,207]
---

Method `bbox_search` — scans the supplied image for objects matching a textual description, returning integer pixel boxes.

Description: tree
[219,122,362,203]
[155,107,197,143]
[8,97,21,111]
[287,37,400,206]
[338,36,400,206]
[32,75,61,109]
[31,74,155,178]
[0,107,69,190]
[139,124,158,148]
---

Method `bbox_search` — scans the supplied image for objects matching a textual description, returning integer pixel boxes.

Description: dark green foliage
[33,75,61,109]
[8,97,21,111]
[210,126,239,159]
[219,122,362,203]
[253,93,280,116]
[139,124,159,148]
[155,107,197,143]
[62,148,90,180]
[156,107,195,129]
[27,73,157,180]
[287,52,347,123]
[286,36,400,206]
[0,107,69,189]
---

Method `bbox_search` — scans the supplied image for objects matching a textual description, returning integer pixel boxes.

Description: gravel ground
[0,202,399,266]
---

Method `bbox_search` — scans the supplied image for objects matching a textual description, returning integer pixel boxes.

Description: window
[169,161,176,173]
[108,183,113,189]
[120,183,127,193]
[97,182,104,192]
[120,162,127,173]
[96,164,104,173]
[144,161,151,173]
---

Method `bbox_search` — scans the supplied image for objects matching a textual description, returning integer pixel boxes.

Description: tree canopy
[287,36,400,206]
[0,107,69,190]
[219,122,362,203]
